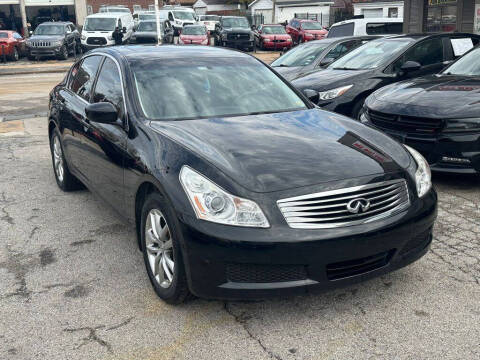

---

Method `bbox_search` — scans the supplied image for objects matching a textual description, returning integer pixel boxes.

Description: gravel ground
[0,61,479,360]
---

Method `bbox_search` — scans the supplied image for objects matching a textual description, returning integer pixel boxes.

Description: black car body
[48,46,436,303]
[272,36,379,81]
[26,22,80,60]
[363,45,480,174]
[292,33,480,119]
[215,16,254,51]
[130,20,174,44]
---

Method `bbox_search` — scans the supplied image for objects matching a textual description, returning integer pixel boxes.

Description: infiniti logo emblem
[346,198,370,214]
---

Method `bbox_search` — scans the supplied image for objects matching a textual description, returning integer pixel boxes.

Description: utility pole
[155,0,162,45]
[271,0,276,24]
[19,0,28,37]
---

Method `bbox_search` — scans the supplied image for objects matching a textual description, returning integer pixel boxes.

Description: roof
[37,21,73,25]
[86,13,129,19]
[331,17,403,27]
[195,0,241,5]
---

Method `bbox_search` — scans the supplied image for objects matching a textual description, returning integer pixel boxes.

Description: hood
[273,66,304,81]
[149,109,410,193]
[29,35,64,41]
[292,68,372,92]
[224,27,251,34]
[368,75,480,119]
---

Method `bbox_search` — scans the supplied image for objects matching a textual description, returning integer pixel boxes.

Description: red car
[286,19,328,44]
[0,30,26,61]
[179,25,209,45]
[254,24,292,50]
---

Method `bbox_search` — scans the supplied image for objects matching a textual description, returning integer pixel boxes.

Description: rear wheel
[352,98,367,120]
[141,192,192,304]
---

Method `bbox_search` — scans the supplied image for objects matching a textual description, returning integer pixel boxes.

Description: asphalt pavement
[0,62,479,360]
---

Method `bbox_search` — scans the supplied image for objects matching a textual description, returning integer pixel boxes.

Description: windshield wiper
[333,67,360,70]
[275,64,289,67]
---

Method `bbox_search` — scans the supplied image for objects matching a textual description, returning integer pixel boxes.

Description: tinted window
[34,25,65,35]
[222,18,249,28]
[271,43,329,67]
[301,22,323,30]
[67,62,81,89]
[93,58,124,116]
[84,18,116,31]
[327,23,354,37]
[443,47,480,76]
[366,22,403,35]
[262,26,286,34]
[0,32,8,38]
[71,56,102,102]
[131,57,307,120]
[138,21,157,32]
[182,26,206,35]
[404,37,443,66]
[324,40,359,61]
[14,32,23,39]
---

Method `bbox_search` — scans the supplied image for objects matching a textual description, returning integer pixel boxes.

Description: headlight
[263,38,271,42]
[404,145,431,198]
[107,35,113,40]
[52,40,63,46]
[201,38,208,45]
[175,20,182,25]
[318,85,353,101]
[81,35,86,40]
[179,166,269,228]
[444,118,480,133]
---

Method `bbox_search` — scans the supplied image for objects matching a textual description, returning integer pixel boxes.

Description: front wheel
[10,47,19,61]
[57,45,68,60]
[351,98,367,120]
[141,192,192,304]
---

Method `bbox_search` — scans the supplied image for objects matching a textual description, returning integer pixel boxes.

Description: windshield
[200,15,219,21]
[139,14,156,21]
[138,22,159,32]
[272,43,329,67]
[84,18,117,31]
[173,11,195,21]
[34,25,64,35]
[0,32,8,38]
[302,22,323,30]
[263,26,286,34]
[182,26,206,35]
[443,47,480,76]
[331,38,413,70]
[131,57,307,120]
[222,17,249,28]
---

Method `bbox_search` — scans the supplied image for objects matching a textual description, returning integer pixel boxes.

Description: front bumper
[223,39,254,49]
[177,189,437,300]
[27,46,62,57]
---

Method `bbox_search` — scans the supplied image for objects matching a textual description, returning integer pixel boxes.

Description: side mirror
[303,89,319,103]
[85,102,118,124]
[319,57,334,68]
[400,60,421,73]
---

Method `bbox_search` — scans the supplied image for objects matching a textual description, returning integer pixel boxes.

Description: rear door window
[70,55,102,102]
[328,23,354,37]
[366,22,402,35]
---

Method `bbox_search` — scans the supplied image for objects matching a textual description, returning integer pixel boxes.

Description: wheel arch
[134,180,164,250]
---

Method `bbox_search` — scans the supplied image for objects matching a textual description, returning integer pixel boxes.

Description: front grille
[399,228,432,255]
[227,33,249,41]
[326,250,394,280]
[86,37,107,45]
[226,263,307,283]
[30,41,52,47]
[135,37,157,44]
[368,109,444,135]
[277,179,410,229]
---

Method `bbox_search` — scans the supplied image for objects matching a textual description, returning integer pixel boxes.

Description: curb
[0,66,71,76]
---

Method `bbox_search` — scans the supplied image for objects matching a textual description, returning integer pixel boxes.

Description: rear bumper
[177,190,437,300]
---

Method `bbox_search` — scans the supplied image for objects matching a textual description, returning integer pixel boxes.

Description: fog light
[441,156,471,164]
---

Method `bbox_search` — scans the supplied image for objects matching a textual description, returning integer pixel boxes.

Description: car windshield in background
[173,11,195,21]
[137,21,157,32]
[302,22,323,30]
[331,38,413,70]
[443,47,480,76]
[131,57,307,120]
[139,14,156,21]
[271,44,329,67]
[182,26,206,35]
[366,22,403,35]
[84,18,117,31]
[34,25,64,35]
[201,15,219,21]
[263,26,286,34]
[222,18,249,28]
[0,32,8,38]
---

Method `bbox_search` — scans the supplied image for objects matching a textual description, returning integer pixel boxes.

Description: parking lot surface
[0,63,479,360]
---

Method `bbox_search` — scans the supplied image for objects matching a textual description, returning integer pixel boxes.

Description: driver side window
[92,58,124,119]
[391,38,444,73]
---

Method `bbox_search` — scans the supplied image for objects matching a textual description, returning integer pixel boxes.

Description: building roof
[194,0,241,5]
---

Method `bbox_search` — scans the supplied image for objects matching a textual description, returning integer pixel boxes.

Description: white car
[81,12,134,50]
[327,18,403,38]
[158,6,197,35]
[197,15,220,32]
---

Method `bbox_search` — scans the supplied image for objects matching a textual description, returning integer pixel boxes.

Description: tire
[10,47,19,61]
[140,192,192,304]
[351,98,367,120]
[50,128,83,191]
[27,54,35,61]
[57,45,68,60]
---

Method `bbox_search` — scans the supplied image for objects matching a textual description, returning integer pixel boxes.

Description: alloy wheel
[13,48,18,61]
[145,209,174,288]
[53,135,64,182]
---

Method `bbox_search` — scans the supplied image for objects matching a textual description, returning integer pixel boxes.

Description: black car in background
[363,45,480,174]
[130,20,174,44]
[48,46,436,303]
[26,21,80,60]
[292,33,480,119]
[215,16,254,51]
[271,36,379,81]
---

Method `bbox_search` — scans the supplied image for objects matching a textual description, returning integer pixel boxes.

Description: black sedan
[271,36,379,81]
[363,45,480,174]
[292,33,480,119]
[48,46,436,303]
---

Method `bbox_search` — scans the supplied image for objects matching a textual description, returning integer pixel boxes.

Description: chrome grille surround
[277,179,410,229]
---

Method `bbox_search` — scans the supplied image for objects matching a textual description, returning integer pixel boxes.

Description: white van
[81,12,134,50]
[99,5,131,14]
[327,18,403,38]
[158,6,197,35]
